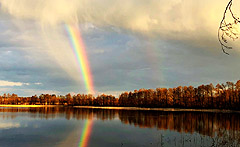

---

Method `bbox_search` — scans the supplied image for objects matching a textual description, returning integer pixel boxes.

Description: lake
[0,107,239,147]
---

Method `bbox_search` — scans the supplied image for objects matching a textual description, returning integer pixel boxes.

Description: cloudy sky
[0,0,240,96]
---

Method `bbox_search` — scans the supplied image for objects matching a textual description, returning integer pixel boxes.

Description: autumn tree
[218,0,240,54]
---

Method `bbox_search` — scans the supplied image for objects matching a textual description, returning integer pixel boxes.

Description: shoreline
[0,105,64,108]
[0,105,239,113]
[73,106,240,113]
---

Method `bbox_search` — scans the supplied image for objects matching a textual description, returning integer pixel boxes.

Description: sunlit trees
[30,95,37,105]
[119,92,129,106]
[1,80,240,110]
[236,80,240,106]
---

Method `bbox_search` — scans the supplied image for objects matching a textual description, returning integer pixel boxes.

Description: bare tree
[218,0,240,54]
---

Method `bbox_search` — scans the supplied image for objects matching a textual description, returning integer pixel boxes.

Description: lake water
[0,107,239,147]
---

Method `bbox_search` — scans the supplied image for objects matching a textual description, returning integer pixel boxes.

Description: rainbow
[79,119,94,147]
[65,24,95,94]
[65,24,95,147]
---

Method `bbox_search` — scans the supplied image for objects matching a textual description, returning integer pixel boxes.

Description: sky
[0,0,240,97]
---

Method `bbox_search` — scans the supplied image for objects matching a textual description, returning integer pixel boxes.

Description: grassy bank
[73,106,240,113]
[0,105,64,107]
[0,105,239,113]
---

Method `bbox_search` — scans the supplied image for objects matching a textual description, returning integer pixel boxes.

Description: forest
[1,80,240,110]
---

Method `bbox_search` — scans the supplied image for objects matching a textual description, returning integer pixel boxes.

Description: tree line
[1,80,240,110]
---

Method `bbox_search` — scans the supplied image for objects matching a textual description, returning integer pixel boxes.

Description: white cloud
[0,87,61,96]
[20,89,61,96]
[0,122,20,129]
[0,80,28,86]
[1,0,238,54]
[0,0,229,37]
[34,82,42,85]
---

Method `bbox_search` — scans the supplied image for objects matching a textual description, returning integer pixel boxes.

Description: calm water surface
[0,107,239,147]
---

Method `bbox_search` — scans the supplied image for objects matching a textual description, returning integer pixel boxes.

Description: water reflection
[0,107,240,147]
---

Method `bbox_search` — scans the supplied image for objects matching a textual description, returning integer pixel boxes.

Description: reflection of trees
[1,107,240,141]
[118,110,240,144]
[0,107,118,121]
